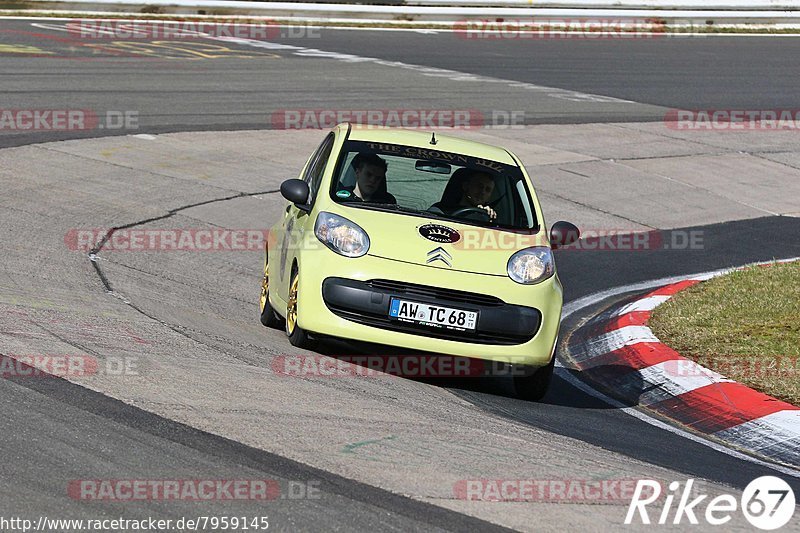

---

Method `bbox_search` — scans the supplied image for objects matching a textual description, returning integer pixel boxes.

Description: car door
[275,132,335,302]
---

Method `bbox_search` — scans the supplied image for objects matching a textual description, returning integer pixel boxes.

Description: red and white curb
[566,261,800,468]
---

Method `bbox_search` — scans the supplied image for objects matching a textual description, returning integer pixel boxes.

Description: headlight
[507,247,554,284]
[314,212,370,258]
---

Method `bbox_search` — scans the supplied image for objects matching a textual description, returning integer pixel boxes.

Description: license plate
[388,298,478,331]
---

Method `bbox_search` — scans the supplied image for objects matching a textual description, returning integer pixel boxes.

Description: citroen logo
[426,246,452,267]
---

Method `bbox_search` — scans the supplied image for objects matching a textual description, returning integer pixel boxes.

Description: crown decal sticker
[418,224,460,243]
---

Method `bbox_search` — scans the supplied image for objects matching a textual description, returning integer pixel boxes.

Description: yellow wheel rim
[259,258,269,312]
[286,274,299,335]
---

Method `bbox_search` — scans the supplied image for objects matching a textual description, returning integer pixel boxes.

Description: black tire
[260,300,282,328]
[285,267,315,349]
[513,355,555,402]
[259,256,283,329]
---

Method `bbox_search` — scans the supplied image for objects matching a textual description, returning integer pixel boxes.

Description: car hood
[346,209,549,276]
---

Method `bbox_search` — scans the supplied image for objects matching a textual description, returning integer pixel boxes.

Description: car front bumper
[322,277,542,345]
[279,246,563,367]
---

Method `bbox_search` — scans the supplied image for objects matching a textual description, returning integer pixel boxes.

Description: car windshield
[329,139,538,230]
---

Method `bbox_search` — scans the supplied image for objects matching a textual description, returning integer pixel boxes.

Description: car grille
[366,279,504,307]
[329,308,529,345]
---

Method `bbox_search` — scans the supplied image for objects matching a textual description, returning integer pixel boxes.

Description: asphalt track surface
[270,30,800,110]
[2,17,800,531]
[2,19,800,147]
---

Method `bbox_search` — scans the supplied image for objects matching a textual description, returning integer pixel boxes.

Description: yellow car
[260,124,578,400]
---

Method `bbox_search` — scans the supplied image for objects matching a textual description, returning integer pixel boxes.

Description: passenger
[341,153,396,204]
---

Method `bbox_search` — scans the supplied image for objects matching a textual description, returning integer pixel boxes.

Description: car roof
[340,123,519,166]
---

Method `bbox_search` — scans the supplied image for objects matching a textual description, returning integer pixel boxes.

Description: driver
[432,169,497,221]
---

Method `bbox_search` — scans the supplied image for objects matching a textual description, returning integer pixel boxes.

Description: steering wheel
[449,206,491,220]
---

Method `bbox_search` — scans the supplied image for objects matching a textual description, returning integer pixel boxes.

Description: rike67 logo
[626,477,795,530]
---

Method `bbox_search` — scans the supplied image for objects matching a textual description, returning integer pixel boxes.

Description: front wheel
[513,355,555,402]
[285,267,315,349]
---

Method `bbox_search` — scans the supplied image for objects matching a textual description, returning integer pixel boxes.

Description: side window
[303,133,335,204]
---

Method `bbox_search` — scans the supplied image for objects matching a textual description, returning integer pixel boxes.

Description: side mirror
[550,221,580,249]
[280,179,311,212]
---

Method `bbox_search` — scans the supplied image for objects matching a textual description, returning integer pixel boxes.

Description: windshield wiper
[356,201,401,207]
[355,202,421,214]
